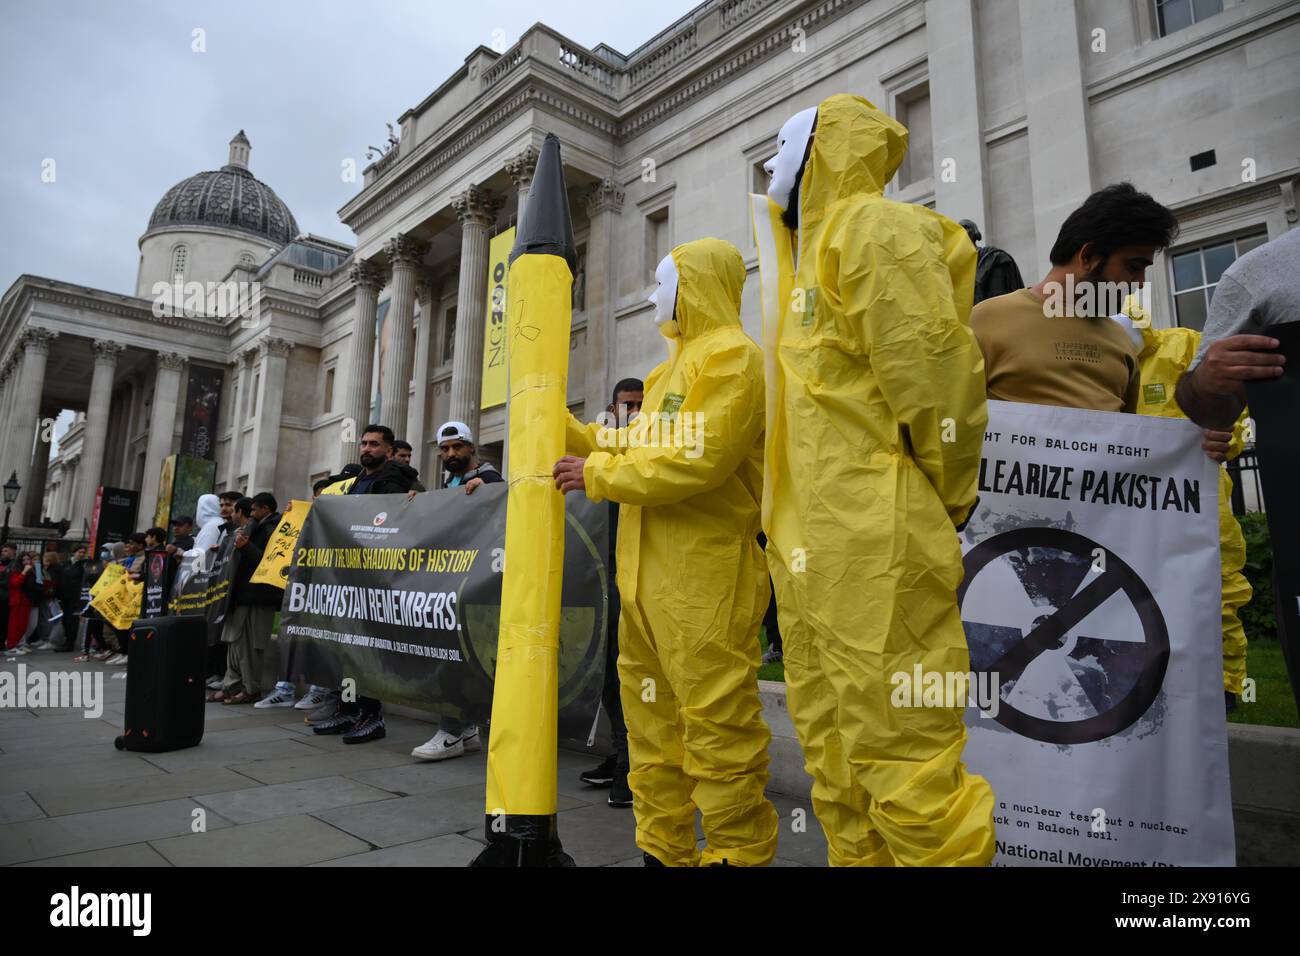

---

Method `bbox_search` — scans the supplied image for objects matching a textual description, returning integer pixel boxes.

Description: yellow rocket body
[484,253,572,817]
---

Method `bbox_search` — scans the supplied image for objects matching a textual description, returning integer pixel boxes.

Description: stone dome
[146,131,299,246]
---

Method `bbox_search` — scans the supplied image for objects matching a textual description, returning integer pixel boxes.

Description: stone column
[583,178,625,418]
[9,328,57,523]
[925,0,989,228]
[408,273,440,477]
[507,145,539,234]
[0,359,15,484]
[449,186,502,440]
[24,408,53,525]
[249,337,293,495]
[1019,0,1094,276]
[140,351,187,521]
[71,339,125,530]
[345,261,386,453]
[380,233,429,436]
[224,349,253,491]
[62,455,81,530]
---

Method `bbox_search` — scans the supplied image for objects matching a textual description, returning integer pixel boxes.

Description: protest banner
[251,501,311,588]
[958,400,1233,866]
[279,484,608,741]
[92,574,144,631]
[89,561,125,599]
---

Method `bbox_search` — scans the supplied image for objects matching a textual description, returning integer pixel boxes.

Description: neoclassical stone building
[3,0,1297,539]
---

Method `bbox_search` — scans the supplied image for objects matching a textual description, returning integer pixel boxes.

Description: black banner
[280,485,609,741]
[180,365,224,460]
[171,533,236,643]
[140,549,174,618]
[1245,319,1300,714]
[88,487,138,553]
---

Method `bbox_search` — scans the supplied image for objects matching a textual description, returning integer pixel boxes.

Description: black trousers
[603,586,628,770]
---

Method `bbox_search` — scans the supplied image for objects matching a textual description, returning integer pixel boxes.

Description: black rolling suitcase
[114,614,207,752]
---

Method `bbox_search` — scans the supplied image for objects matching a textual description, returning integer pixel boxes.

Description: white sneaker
[294,685,335,710]
[461,726,482,753]
[206,676,224,691]
[7,645,33,657]
[254,685,298,709]
[411,730,467,762]
[106,653,128,665]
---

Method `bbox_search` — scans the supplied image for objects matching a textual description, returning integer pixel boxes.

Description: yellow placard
[251,500,311,589]
[89,561,126,598]
[91,574,143,631]
[479,227,516,410]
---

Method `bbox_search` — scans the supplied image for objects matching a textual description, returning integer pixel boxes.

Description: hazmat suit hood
[797,94,908,239]
[667,238,746,343]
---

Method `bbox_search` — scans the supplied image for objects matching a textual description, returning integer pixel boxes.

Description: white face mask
[764,107,817,211]
[648,254,679,327]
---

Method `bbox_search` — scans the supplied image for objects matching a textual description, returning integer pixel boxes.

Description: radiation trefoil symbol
[959,528,1169,744]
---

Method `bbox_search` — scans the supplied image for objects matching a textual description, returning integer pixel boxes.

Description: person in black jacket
[312,424,415,743]
[216,492,281,704]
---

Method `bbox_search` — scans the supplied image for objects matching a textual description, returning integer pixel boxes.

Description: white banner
[960,400,1234,866]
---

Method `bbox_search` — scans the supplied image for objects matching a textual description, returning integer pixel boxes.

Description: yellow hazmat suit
[1123,310,1251,695]
[566,237,778,866]
[758,94,995,866]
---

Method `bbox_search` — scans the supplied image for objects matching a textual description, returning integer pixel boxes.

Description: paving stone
[0,755,165,796]
[137,737,325,773]
[344,753,492,796]
[28,767,262,816]
[312,832,484,866]
[0,797,229,865]
[227,747,412,786]
[151,813,370,866]
[0,721,123,752]
[195,775,395,823]
[313,783,590,848]
[769,792,829,867]
[553,803,640,866]
[0,792,45,824]
[14,842,172,867]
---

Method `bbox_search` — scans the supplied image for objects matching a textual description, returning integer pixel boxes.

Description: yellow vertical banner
[480,226,516,409]
[250,500,312,588]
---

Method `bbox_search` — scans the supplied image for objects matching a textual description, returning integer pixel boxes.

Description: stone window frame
[636,182,676,288]
[170,243,188,281]
[880,56,935,207]
[1133,0,1244,44]
[741,131,779,250]
[321,360,337,415]
[1151,190,1285,331]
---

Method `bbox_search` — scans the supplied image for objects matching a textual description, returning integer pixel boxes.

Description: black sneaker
[608,771,633,808]
[580,754,617,787]
[312,712,359,735]
[342,714,386,744]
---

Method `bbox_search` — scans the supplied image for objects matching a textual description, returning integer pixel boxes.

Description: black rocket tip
[509,133,577,274]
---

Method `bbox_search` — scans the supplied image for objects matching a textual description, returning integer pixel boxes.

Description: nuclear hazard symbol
[958,528,1169,744]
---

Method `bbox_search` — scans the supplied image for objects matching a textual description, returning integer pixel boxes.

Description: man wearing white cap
[411,420,504,761]
[432,421,503,495]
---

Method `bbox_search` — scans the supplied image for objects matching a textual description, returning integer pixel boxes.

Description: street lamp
[1,471,19,546]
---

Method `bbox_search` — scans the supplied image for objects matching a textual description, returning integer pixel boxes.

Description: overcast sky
[0,0,702,297]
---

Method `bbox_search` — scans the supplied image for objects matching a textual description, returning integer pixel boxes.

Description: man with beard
[970,182,1179,413]
[433,421,502,494]
[391,440,428,492]
[310,424,418,742]
[410,421,502,762]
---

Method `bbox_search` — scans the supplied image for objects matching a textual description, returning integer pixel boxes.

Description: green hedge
[1237,511,1276,642]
